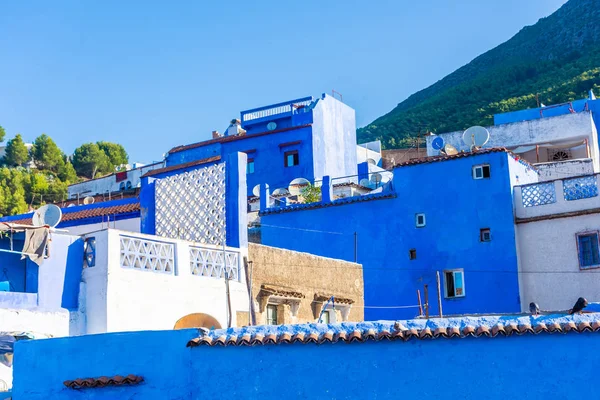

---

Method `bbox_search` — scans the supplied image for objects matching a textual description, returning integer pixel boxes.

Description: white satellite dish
[32,204,62,228]
[83,196,95,205]
[444,144,458,156]
[370,173,383,184]
[367,158,377,165]
[359,178,370,187]
[462,126,490,148]
[252,184,261,197]
[288,178,310,196]
[271,188,289,196]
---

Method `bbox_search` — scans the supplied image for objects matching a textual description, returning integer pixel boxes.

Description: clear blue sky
[0,0,567,162]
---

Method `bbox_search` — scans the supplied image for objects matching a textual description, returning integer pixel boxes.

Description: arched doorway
[173,313,222,330]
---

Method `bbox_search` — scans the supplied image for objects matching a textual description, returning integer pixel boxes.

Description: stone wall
[248,244,364,324]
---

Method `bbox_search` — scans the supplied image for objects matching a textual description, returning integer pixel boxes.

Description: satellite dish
[271,188,289,196]
[288,178,310,196]
[359,179,371,187]
[83,196,95,205]
[32,204,62,228]
[463,126,490,148]
[431,136,444,151]
[370,173,383,184]
[444,144,458,156]
[252,184,261,197]
[367,158,377,165]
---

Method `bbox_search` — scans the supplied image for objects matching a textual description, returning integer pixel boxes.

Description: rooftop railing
[241,96,314,122]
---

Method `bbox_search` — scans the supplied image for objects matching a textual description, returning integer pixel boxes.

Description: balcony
[514,174,600,220]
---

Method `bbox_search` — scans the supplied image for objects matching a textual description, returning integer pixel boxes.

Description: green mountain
[358,0,600,148]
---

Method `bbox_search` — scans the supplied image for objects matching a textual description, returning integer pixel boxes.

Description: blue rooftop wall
[12,315,600,399]
[260,151,538,320]
[164,94,358,197]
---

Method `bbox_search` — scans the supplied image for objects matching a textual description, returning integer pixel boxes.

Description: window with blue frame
[577,232,600,269]
[247,159,255,174]
[284,150,299,167]
[444,269,465,298]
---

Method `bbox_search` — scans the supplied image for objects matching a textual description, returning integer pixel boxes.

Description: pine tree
[4,134,30,166]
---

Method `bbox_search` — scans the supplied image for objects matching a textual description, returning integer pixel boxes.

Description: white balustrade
[120,235,175,274]
[189,246,240,281]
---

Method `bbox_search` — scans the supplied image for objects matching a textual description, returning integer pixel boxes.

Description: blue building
[259,148,538,320]
[165,94,359,197]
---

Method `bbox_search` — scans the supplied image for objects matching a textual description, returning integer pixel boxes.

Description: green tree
[300,184,322,204]
[58,161,78,183]
[0,125,6,144]
[32,134,64,172]
[97,141,129,167]
[72,143,112,179]
[4,134,29,166]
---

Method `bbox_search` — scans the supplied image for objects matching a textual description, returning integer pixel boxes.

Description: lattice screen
[155,162,226,245]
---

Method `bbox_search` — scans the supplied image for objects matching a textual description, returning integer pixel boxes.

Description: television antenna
[462,126,490,151]
[32,204,62,228]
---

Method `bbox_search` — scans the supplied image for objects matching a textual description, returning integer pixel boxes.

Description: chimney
[212,130,221,139]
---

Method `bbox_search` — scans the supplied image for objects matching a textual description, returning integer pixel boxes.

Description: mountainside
[358,0,600,148]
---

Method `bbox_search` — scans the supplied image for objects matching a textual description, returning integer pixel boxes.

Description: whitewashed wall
[64,217,140,236]
[516,214,600,312]
[67,163,164,198]
[82,229,249,334]
[534,159,594,181]
[427,112,599,173]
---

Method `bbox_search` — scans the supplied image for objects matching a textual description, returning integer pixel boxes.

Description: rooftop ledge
[187,310,600,347]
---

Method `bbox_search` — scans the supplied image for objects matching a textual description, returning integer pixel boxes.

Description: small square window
[473,165,491,179]
[266,304,278,325]
[415,213,426,227]
[409,249,417,260]
[444,269,465,298]
[247,159,255,174]
[480,228,491,242]
[577,232,600,269]
[284,150,299,167]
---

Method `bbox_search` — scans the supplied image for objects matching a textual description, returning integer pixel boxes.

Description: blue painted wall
[12,320,600,399]
[261,152,538,320]
[164,94,358,197]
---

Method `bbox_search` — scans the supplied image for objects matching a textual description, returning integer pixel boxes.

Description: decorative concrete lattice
[155,162,226,245]
[521,182,557,207]
[189,246,239,281]
[563,175,599,201]
[120,235,175,274]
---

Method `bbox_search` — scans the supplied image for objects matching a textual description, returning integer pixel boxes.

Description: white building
[514,173,600,312]
[67,162,164,199]
[427,111,599,181]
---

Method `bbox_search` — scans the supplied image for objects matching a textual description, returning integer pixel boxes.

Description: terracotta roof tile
[64,374,144,389]
[393,147,537,170]
[142,156,221,178]
[186,314,600,348]
[167,124,312,155]
[259,284,305,299]
[6,202,140,226]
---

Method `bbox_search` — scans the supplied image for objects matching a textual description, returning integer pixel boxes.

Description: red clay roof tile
[8,202,140,226]
[142,156,221,178]
[64,374,144,389]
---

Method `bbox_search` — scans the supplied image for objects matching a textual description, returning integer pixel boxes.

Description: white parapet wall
[81,229,249,334]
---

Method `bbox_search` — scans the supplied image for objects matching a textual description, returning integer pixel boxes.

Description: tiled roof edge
[187,320,600,347]
[259,192,396,216]
[142,156,221,178]
[64,374,144,389]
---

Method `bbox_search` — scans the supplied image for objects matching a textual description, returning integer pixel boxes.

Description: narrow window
[247,159,255,174]
[578,233,600,269]
[473,165,491,179]
[415,213,426,228]
[266,304,278,325]
[409,249,417,260]
[320,310,330,324]
[444,269,465,298]
[284,150,299,167]
[480,228,491,242]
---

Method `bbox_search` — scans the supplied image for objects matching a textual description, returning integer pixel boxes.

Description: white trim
[443,269,466,298]
[415,213,426,228]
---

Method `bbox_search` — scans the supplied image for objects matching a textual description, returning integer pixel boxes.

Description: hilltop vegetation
[358,0,600,148]
[0,125,129,216]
